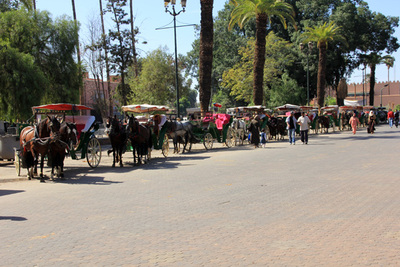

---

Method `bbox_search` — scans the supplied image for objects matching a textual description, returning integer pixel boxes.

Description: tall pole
[164,3,186,119]
[173,6,180,118]
[306,53,310,106]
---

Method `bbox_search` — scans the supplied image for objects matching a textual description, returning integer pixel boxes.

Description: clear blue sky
[36,0,399,85]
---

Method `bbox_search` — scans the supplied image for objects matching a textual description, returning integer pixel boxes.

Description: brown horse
[19,115,61,182]
[106,116,127,167]
[126,115,152,165]
[20,126,52,182]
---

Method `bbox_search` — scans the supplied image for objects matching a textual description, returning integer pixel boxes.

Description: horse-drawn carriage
[227,105,270,144]
[190,112,235,150]
[121,104,171,162]
[317,105,340,133]
[15,103,102,180]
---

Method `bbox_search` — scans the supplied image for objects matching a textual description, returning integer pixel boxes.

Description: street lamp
[164,0,186,119]
[380,84,389,107]
[300,42,314,106]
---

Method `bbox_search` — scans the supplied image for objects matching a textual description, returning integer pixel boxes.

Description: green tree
[222,32,295,105]
[0,43,47,120]
[360,53,393,106]
[185,3,250,108]
[302,21,346,108]
[104,0,133,106]
[127,47,193,114]
[383,56,395,94]
[0,9,81,112]
[228,0,296,105]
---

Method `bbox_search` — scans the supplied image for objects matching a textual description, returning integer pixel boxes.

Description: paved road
[1,125,400,266]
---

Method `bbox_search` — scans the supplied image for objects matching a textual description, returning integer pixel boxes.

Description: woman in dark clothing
[248,117,260,148]
[368,111,376,134]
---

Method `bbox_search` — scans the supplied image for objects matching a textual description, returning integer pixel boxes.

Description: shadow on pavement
[0,190,25,197]
[0,216,27,221]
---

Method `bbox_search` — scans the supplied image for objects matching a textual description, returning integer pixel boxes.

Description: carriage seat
[65,115,95,139]
[214,114,231,130]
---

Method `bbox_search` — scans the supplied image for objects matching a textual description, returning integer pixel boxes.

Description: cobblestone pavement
[1,125,400,266]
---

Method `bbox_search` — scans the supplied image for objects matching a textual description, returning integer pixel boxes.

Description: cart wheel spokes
[162,134,169,158]
[203,133,213,150]
[225,127,234,148]
[86,137,101,168]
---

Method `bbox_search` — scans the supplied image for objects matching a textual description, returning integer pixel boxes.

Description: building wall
[346,81,400,108]
[82,72,120,115]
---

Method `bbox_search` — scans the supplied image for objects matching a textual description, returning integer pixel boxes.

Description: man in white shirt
[297,112,311,144]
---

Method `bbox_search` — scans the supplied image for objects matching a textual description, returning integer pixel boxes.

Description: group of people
[248,107,398,148]
[286,111,310,145]
[386,109,400,128]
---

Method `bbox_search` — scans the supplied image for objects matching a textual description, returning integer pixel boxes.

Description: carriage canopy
[274,104,300,111]
[121,104,170,114]
[32,103,92,112]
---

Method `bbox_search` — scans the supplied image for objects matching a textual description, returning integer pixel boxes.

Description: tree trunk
[369,64,376,106]
[33,0,36,10]
[100,0,113,116]
[317,43,327,108]
[130,0,138,78]
[71,0,83,106]
[253,13,267,106]
[199,0,213,115]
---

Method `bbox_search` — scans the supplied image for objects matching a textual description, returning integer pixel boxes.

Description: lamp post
[380,84,389,107]
[164,0,186,119]
[300,42,314,106]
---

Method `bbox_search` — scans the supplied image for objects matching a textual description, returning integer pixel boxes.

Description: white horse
[231,119,247,145]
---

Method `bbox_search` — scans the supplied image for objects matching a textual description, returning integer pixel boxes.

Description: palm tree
[229,0,296,105]
[302,21,346,108]
[361,53,390,106]
[383,56,395,95]
[199,0,214,114]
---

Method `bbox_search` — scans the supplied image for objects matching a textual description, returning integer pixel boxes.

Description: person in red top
[387,109,395,128]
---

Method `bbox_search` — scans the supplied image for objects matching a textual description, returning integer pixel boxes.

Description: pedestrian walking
[368,111,376,134]
[286,111,297,145]
[260,128,267,148]
[297,112,310,144]
[394,109,399,128]
[248,115,260,148]
[387,109,394,128]
[349,113,360,135]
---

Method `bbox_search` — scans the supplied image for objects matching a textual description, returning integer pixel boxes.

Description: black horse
[106,116,127,167]
[267,117,286,141]
[126,115,152,165]
[46,121,78,179]
[166,120,197,153]
[318,116,330,133]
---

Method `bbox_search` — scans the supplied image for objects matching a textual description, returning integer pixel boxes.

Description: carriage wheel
[86,137,101,168]
[14,149,21,176]
[225,128,235,148]
[203,133,213,150]
[234,129,239,146]
[147,148,152,161]
[162,134,169,158]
